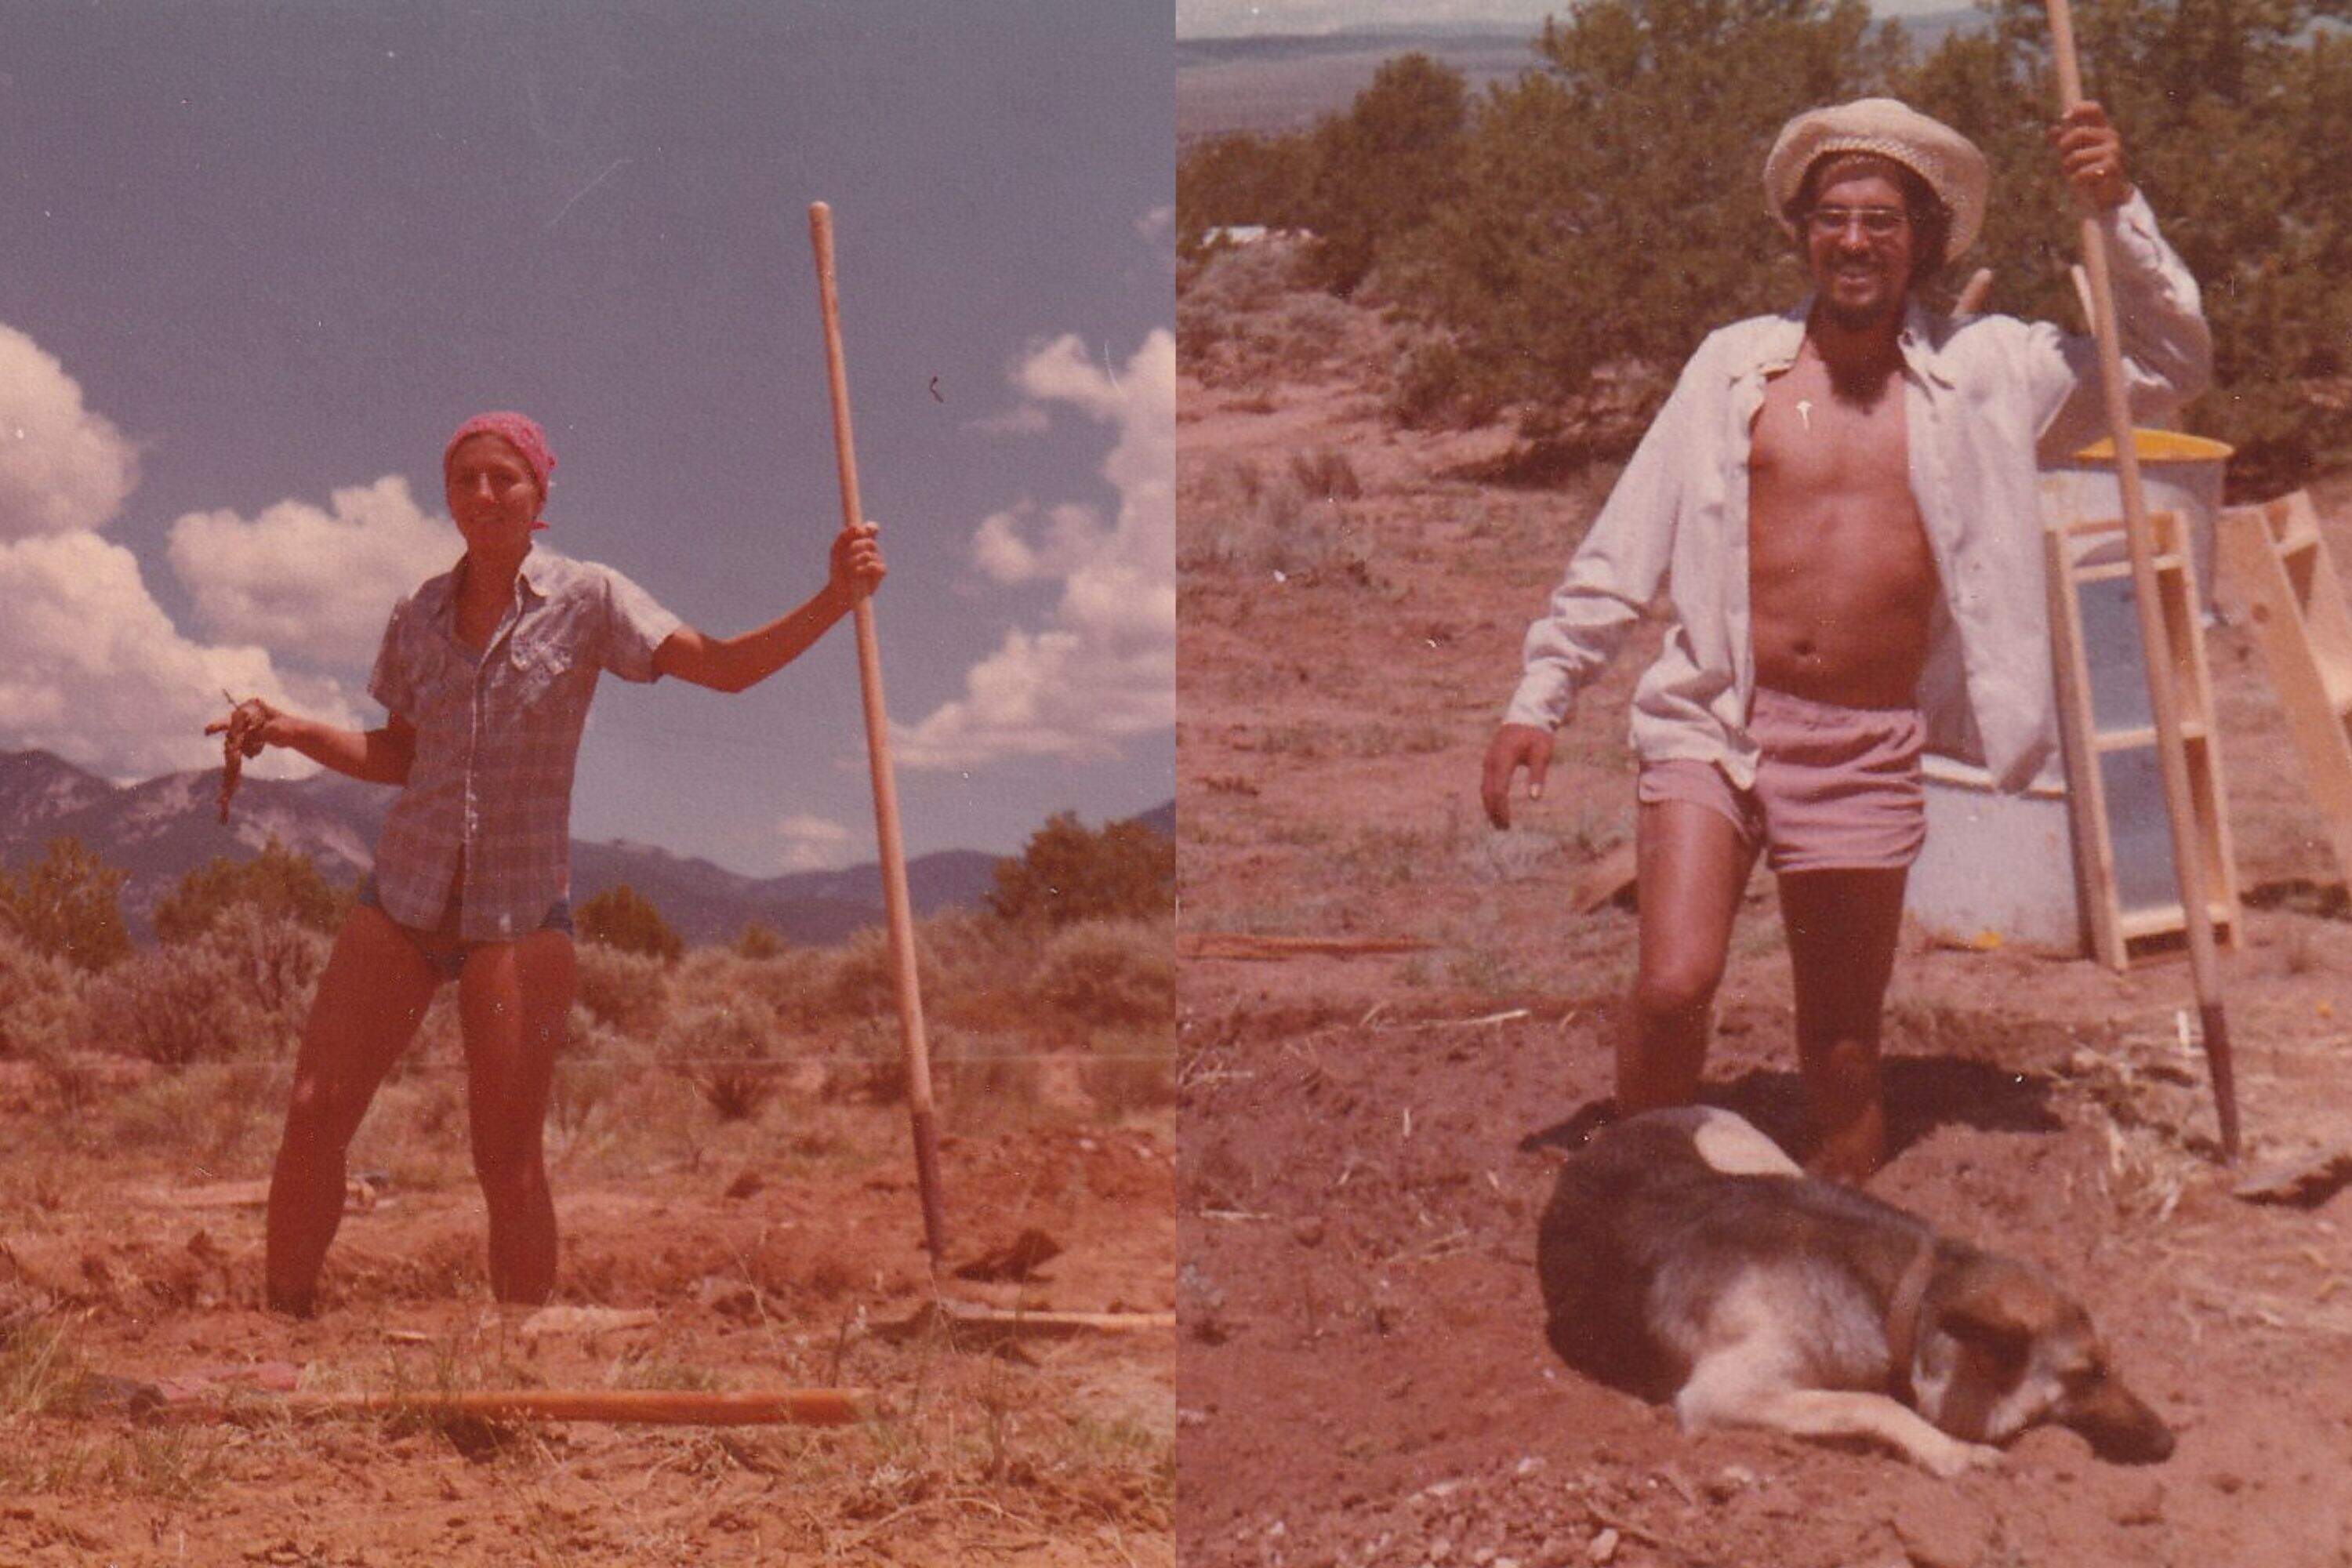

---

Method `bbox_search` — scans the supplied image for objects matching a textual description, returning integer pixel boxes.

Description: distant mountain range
[1177,13,1986,141]
[0,750,1174,947]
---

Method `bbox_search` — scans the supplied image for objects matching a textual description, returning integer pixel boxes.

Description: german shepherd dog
[1537,1107,2173,1475]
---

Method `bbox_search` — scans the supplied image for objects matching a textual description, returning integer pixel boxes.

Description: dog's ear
[1936,1277,2037,1368]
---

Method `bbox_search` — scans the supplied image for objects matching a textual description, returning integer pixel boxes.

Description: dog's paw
[1922,1439,2003,1479]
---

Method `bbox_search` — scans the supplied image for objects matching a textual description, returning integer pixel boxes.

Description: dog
[1536,1105,2173,1476]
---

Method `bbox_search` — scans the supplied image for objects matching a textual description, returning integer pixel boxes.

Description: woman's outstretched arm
[654,520,884,694]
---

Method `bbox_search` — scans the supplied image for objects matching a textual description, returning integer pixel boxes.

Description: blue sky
[0,2,1172,877]
[1179,0,1963,33]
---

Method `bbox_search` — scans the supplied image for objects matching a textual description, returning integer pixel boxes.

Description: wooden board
[2045,510,2240,970]
[2217,492,2352,886]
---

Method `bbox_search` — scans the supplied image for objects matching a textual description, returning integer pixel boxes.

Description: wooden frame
[2045,510,2241,969]
[2216,491,2352,885]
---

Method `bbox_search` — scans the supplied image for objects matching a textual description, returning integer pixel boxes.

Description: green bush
[154,840,343,943]
[575,884,684,964]
[988,812,1175,928]
[0,838,131,974]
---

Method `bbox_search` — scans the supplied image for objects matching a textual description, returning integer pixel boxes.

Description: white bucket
[2038,430,2232,615]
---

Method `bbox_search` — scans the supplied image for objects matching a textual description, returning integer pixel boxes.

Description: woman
[225,412,883,1316]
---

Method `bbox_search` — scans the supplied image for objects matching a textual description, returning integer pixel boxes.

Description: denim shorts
[356,874,573,983]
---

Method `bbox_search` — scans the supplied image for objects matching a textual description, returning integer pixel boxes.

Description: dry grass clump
[1178,453,1372,584]
[659,999,789,1122]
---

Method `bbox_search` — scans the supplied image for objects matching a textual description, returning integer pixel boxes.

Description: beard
[1818,279,1905,333]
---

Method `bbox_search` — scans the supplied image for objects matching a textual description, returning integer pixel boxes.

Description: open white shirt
[1503,190,2211,793]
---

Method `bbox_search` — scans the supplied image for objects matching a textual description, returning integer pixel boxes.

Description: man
[1480,98,2210,1181]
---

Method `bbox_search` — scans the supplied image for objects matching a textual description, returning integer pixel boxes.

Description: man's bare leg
[457,929,574,1305]
[1618,799,1759,1114]
[1777,868,1909,1182]
[267,906,441,1316]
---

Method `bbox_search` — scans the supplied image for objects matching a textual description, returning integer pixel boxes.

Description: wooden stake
[808,201,951,1260]
[2041,0,2241,1158]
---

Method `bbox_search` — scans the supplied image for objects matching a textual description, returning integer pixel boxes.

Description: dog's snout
[2072,1388,2176,1465]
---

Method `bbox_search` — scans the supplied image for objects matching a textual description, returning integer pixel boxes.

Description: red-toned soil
[1176,253,2352,1567]
[1,1083,1172,1566]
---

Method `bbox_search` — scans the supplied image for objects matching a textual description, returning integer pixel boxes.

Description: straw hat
[1763,98,1988,260]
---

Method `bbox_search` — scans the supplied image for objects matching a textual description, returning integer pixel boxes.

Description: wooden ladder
[2045,509,2241,969]
[2216,490,2352,885]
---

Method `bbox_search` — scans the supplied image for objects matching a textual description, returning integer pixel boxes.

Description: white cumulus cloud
[0,532,355,779]
[0,319,353,780]
[775,813,856,872]
[168,474,456,668]
[0,323,140,540]
[895,331,1174,770]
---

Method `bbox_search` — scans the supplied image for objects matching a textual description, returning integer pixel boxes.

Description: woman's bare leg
[1617,799,1759,1114]
[266,906,441,1316]
[457,928,574,1305]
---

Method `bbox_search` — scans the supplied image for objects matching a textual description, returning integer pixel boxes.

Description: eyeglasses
[1807,205,1911,238]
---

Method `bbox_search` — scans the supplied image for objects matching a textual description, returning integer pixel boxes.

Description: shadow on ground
[1516,1052,2063,1163]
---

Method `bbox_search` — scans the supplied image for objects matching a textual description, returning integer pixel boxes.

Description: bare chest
[1749,358,1911,496]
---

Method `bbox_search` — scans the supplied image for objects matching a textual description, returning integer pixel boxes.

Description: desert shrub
[1287,447,1362,503]
[153,840,344,943]
[575,884,684,964]
[659,1000,784,1121]
[1177,241,1370,388]
[989,812,1175,929]
[0,837,131,974]
[1030,919,1174,1029]
[1177,455,1373,583]
[0,935,84,1062]
[81,916,323,1068]
[196,906,331,1018]
[672,946,829,1035]
[572,942,672,1040]
[906,909,1036,1034]
[734,922,786,960]
[822,925,944,1021]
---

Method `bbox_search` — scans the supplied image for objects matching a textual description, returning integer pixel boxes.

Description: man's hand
[829,519,885,601]
[1481,723,1554,829]
[2050,101,2132,212]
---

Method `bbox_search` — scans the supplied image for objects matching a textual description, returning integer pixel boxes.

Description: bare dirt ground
[0,1061,1172,1566]
[1176,245,2352,1568]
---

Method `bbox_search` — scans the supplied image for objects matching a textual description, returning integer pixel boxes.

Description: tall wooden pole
[2041,1,2241,1159]
[808,201,952,1259]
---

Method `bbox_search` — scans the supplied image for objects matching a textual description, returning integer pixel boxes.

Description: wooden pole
[272,1388,868,1425]
[2041,0,2241,1159]
[808,201,953,1259]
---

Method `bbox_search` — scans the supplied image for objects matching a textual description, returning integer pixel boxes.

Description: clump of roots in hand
[205,694,271,824]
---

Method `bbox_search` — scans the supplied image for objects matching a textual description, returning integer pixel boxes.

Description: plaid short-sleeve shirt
[368,551,684,941]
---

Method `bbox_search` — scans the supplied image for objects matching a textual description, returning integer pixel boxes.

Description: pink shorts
[1636,687,1927,873]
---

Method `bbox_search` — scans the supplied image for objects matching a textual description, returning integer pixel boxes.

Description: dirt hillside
[1176,242,2352,1568]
